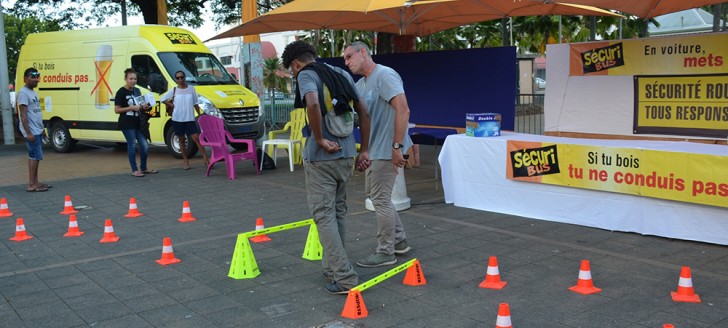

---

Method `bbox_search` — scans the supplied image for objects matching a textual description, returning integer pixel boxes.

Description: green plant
[262,57,289,95]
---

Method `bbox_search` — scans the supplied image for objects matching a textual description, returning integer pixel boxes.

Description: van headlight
[198,95,224,119]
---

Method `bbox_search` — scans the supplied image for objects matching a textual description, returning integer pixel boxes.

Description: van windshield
[158,52,238,86]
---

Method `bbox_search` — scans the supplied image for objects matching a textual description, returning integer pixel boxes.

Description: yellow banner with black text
[506,140,728,208]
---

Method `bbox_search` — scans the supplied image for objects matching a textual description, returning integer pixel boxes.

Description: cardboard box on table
[466,113,501,137]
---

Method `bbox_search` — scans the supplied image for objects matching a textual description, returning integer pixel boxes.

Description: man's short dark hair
[24,67,38,77]
[281,40,317,69]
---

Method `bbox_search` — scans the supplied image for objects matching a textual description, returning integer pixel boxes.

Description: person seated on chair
[282,40,371,295]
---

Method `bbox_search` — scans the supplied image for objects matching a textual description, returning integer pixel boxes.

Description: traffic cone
[671,266,701,303]
[155,237,181,265]
[403,259,427,286]
[249,217,272,243]
[59,195,78,215]
[663,325,675,328]
[479,256,507,289]
[0,198,13,217]
[569,259,602,295]
[177,201,197,222]
[9,218,33,241]
[123,197,143,218]
[495,303,512,328]
[341,289,368,319]
[63,213,85,237]
[99,219,120,243]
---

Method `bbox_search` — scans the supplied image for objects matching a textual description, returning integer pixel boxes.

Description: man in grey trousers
[282,40,371,294]
[344,41,413,268]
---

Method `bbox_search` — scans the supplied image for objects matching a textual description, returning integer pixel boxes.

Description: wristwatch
[392,142,404,150]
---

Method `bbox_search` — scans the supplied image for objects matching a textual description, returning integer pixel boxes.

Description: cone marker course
[479,256,507,289]
[250,217,272,243]
[177,201,197,222]
[671,266,701,303]
[10,218,33,241]
[0,198,13,217]
[59,195,78,214]
[156,237,181,265]
[495,303,512,328]
[569,259,602,294]
[99,219,120,243]
[123,197,143,218]
[63,214,85,237]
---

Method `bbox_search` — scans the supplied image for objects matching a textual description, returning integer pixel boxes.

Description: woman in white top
[160,71,209,169]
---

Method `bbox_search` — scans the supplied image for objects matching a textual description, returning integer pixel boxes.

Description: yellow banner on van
[634,74,728,138]
[505,140,728,208]
[569,33,728,76]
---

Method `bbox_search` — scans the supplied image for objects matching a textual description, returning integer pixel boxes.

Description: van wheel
[165,127,198,159]
[49,122,76,153]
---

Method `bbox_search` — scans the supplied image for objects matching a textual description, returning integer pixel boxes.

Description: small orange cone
[177,201,197,222]
[495,303,512,328]
[569,259,602,295]
[63,214,85,237]
[249,217,272,243]
[479,256,507,289]
[671,266,701,303]
[663,325,675,328]
[403,259,427,286]
[155,237,182,265]
[341,289,368,319]
[0,198,13,217]
[123,197,143,218]
[99,219,120,243]
[59,195,78,215]
[9,218,33,241]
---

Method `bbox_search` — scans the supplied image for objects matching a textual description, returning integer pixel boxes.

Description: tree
[262,57,288,94]
[3,13,63,85]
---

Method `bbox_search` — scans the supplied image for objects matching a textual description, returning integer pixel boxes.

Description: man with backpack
[281,40,371,295]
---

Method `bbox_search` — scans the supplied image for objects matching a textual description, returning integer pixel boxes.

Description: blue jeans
[121,129,148,173]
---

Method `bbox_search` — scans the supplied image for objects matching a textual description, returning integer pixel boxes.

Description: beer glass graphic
[95,45,113,109]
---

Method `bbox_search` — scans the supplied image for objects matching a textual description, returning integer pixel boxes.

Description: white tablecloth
[439,132,728,245]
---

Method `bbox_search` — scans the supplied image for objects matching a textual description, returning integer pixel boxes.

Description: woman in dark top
[114,68,157,177]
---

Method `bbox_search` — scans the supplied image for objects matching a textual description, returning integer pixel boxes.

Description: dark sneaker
[394,239,411,255]
[356,252,397,267]
[324,282,350,295]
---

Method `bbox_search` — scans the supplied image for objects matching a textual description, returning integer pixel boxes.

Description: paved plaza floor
[0,141,727,327]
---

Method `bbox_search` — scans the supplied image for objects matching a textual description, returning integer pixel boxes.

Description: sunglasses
[175,76,185,80]
[27,72,41,78]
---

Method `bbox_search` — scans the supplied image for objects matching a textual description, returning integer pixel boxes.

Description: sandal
[27,186,49,192]
[142,169,158,174]
[132,171,145,177]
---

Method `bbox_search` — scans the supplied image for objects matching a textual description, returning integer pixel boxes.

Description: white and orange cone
[59,195,78,215]
[671,266,701,303]
[177,201,197,222]
[249,217,272,243]
[9,218,33,241]
[155,237,181,265]
[99,219,120,243]
[479,256,507,289]
[63,213,85,237]
[123,197,143,218]
[495,303,512,328]
[0,197,13,217]
[569,259,602,295]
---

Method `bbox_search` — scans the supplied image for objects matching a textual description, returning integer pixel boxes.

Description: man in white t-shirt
[160,71,209,169]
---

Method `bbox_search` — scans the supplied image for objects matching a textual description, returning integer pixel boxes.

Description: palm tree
[262,57,289,96]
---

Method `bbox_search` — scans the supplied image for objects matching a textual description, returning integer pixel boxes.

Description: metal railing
[262,93,297,130]
[515,93,545,135]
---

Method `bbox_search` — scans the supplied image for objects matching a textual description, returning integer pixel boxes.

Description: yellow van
[15,25,263,157]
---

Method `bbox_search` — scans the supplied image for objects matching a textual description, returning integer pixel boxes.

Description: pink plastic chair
[198,115,259,179]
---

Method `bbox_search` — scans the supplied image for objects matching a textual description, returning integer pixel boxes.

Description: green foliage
[262,57,289,93]
[3,13,64,85]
